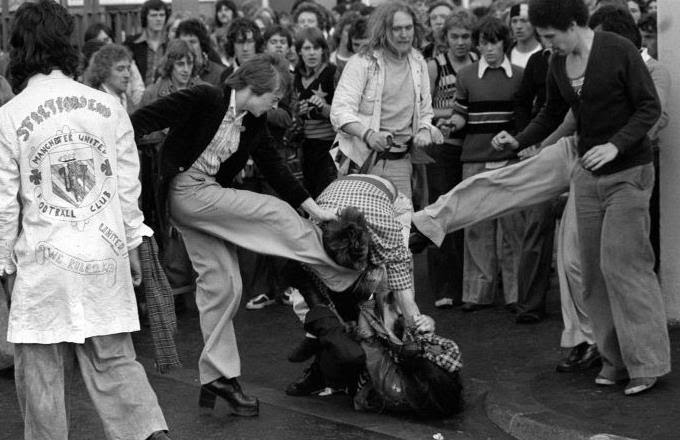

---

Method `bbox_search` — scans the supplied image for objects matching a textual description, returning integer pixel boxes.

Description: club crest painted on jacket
[28,125,115,222]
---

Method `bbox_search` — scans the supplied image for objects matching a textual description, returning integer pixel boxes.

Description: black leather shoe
[577,343,601,369]
[285,362,325,396]
[556,342,601,373]
[504,302,519,314]
[146,431,171,440]
[199,377,259,416]
[288,337,321,363]
[515,311,544,324]
[409,226,434,254]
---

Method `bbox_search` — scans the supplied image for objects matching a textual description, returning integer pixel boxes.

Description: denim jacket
[0,71,152,343]
[330,49,435,167]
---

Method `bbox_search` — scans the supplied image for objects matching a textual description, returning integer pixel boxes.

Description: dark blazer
[124,33,153,83]
[130,84,310,217]
[516,31,660,175]
[514,48,551,132]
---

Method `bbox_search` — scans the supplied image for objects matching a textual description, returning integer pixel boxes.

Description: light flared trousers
[168,170,359,384]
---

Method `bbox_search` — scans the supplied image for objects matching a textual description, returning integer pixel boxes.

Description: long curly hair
[224,17,264,58]
[157,39,197,78]
[176,18,223,65]
[8,0,80,92]
[322,207,370,271]
[83,44,131,89]
[365,1,424,55]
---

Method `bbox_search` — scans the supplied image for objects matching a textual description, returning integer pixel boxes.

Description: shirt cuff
[126,223,154,251]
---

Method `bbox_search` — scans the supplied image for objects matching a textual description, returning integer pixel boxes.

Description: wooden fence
[0,0,144,51]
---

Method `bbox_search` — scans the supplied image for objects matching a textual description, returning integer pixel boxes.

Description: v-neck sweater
[515,31,660,175]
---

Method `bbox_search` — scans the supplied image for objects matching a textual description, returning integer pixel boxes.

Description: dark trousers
[302,137,337,198]
[425,143,464,302]
[650,148,660,273]
[516,201,556,317]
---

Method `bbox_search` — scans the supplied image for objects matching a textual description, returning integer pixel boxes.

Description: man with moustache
[331,1,442,233]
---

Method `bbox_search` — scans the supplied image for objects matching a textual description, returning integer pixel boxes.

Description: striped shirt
[432,52,477,143]
[315,175,413,291]
[453,59,524,162]
[432,52,478,110]
[191,89,246,176]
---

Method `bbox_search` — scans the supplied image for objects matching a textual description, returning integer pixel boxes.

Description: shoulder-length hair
[141,0,169,28]
[224,17,264,58]
[292,2,327,30]
[84,22,114,43]
[295,26,330,66]
[365,1,424,54]
[157,39,197,78]
[84,44,131,89]
[332,11,361,51]
[437,8,477,47]
[263,25,294,48]
[321,206,370,271]
[427,0,456,27]
[214,0,238,28]
[472,15,512,52]
[224,53,291,96]
[8,0,80,92]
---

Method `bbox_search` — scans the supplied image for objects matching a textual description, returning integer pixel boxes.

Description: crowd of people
[0,0,669,438]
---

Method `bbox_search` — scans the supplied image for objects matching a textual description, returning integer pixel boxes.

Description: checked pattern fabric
[316,177,413,291]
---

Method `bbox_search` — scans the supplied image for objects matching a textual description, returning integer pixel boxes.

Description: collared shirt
[102,84,129,113]
[134,30,165,86]
[478,55,514,78]
[315,175,413,292]
[191,89,246,176]
[330,49,434,168]
[510,44,543,69]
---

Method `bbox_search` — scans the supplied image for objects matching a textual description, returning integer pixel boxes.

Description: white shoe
[246,293,275,310]
[595,375,617,386]
[624,377,657,395]
[434,297,454,309]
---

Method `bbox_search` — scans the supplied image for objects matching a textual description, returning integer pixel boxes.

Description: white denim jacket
[0,71,152,343]
[330,49,435,167]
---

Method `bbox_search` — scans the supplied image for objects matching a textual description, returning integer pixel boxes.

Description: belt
[376,150,409,161]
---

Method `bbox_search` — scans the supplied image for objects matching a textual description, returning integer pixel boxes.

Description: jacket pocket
[358,75,379,116]
[633,164,654,191]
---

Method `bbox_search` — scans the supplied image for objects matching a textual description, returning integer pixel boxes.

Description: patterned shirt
[315,175,413,291]
[191,89,246,176]
[145,40,165,86]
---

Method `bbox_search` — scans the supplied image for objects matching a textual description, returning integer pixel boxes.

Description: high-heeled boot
[199,377,259,416]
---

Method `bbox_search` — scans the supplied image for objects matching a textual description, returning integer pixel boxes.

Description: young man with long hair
[131,53,360,417]
[0,1,170,438]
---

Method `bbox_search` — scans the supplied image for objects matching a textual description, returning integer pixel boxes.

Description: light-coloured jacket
[0,70,152,343]
[330,49,435,167]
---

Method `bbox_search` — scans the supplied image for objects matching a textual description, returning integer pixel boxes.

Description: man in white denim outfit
[0,2,169,438]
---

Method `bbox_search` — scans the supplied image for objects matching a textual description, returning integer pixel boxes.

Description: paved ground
[0,253,677,439]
